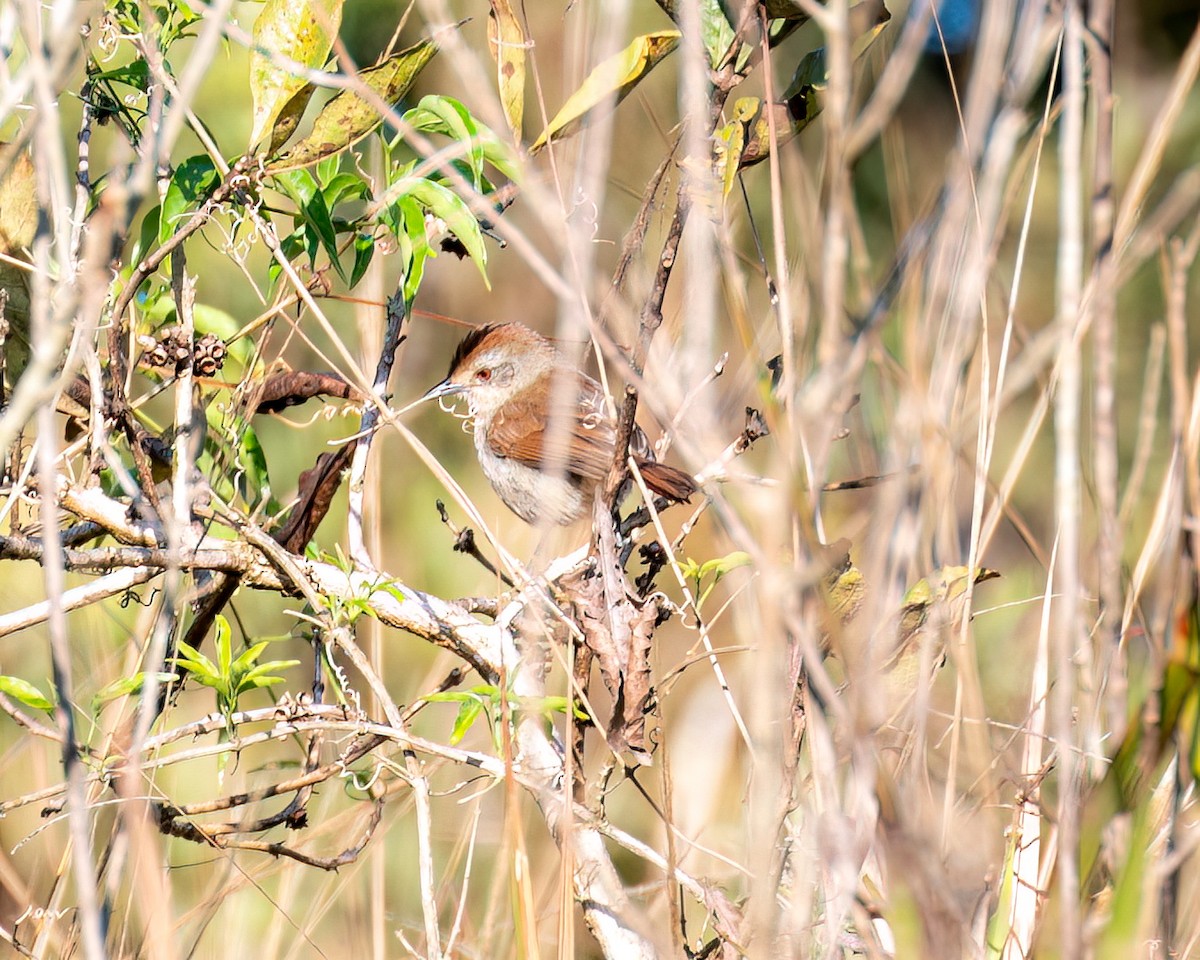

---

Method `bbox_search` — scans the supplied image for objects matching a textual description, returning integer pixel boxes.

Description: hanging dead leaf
[488,1,526,142]
[277,440,357,552]
[560,563,658,765]
[249,0,345,150]
[610,596,659,762]
[254,370,362,414]
[530,31,681,154]
[265,37,440,173]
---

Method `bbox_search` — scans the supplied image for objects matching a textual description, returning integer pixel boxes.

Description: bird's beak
[421,378,467,402]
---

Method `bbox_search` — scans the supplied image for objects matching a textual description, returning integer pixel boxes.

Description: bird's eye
[475,368,491,382]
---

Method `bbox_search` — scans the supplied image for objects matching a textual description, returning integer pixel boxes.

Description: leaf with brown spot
[249,0,344,150]
[488,1,526,142]
[266,82,319,155]
[266,37,440,173]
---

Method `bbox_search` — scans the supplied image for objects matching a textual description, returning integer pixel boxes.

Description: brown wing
[485,371,617,484]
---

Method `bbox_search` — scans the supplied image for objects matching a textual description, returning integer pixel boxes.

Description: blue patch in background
[922,0,980,54]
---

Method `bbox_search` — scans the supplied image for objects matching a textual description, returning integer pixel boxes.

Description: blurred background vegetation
[4,0,1200,957]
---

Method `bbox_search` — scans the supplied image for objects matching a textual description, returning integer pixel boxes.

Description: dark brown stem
[105,157,258,517]
[603,75,736,508]
[157,796,383,871]
[347,289,407,566]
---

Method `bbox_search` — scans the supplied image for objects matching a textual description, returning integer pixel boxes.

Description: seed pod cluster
[140,327,227,377]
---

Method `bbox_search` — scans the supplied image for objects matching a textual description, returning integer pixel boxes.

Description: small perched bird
[422,322,696,525]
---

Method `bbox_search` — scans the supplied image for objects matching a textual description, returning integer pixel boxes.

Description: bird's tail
[635,458,697,502]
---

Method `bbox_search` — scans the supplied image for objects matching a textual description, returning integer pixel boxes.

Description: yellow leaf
[713,97,753,198]
[0,143,35,377]
[530,31,680,154]
[249,0,344,150]
[896,565,1000,644]
[488,1,526,142]
[0,144,36,254]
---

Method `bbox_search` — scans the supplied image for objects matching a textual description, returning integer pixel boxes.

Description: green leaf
[315,154,341,187]
[214,615,233,679]
[90,58,151,92]
[91,672,177,712]
[0,675,55,714]
[249,0,345,150]
[201,405,272,508]
[1095,804,1154,960]
[230,640,273,677]
[531,31,680,153]
[305,186,347,282]
[449,698,484,745]
[132,205,161,266]
[159,155,220,244]
[384,194,431,302]
[699,0,738,68]
[266,36,440,173]
[240,662,301,690]
[321,172,368,208]
[377,581,406,604]
[236,419,271,504]
[403,96,520,184]
[1191,691,1200,789]
[781,1,892,134]
[270,223,309,288]
[274,168,348,283]
[174,639,219,683]
[406,95,477,145]
[699,550,752,582]
[424,691,477,704]
[350,232,375,287]
[713,97,801,195]
[410,95,481,182]
[404,178,489,287]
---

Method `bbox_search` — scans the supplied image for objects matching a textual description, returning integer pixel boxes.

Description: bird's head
[422,322,558,418]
